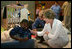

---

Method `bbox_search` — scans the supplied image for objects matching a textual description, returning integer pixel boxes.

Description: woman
[30,9,69,48]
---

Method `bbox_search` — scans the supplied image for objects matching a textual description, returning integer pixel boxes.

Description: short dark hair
[20,19,29,25]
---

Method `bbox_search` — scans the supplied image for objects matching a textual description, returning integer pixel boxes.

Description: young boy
[9,19,32,41]
[1,19,35,48]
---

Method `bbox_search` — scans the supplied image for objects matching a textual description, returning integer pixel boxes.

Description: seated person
[10,19,32,41]
[32,10,45,31]
[32,10,45,43]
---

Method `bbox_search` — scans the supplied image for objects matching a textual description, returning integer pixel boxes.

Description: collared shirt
[10,26,32,39]
[32,17,45,29]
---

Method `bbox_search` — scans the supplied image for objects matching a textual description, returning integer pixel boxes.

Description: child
[9,19,32,41]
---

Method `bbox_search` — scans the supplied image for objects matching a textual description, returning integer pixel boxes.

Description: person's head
[16,1,19,4]
[39,10,45,20]
[38,4,42,10]
[20,19,29,29]
[24,4,28,8]
[67,1,71,3]
[55,1,59,6]
[43,9,56,23]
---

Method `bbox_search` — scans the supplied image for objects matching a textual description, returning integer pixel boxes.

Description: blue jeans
[1,39,35,48]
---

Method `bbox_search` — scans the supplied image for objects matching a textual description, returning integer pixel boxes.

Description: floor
[34,34,71,48]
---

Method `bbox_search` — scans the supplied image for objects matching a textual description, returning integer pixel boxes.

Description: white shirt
[20,8,29,22]
[37,19,69,47]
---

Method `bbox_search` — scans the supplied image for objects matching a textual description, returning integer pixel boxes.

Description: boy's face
[20,22,28,29]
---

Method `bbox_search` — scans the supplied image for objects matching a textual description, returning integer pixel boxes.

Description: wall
[1,1,35,29]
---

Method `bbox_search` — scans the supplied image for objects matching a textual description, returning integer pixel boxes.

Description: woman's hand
[45,32,49,35]
[30,30,37,35]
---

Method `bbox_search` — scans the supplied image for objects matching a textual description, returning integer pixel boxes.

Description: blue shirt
[10,26,32,39]
[51,5,61,19]
[32,17,45,29]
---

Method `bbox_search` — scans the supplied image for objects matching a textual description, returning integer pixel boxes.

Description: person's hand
[33,29,37,31]
[30,30,37,35]
[45,32,49,35]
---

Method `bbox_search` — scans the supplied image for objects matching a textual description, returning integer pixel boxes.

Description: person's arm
[50,5,53,10]
[48,23,63,39]
[31,24,48,36]
[32,18,40,29]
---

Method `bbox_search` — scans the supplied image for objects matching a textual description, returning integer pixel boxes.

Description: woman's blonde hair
[44,9,56,19]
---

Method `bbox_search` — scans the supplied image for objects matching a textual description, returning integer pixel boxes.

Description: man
[10,19,32,41]
[50,1,61,20]
[32,10,45,43]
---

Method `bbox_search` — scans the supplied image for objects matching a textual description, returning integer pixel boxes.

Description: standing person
[32,10,45,43]
[15,1,24,24]
[30,9,69,48]
[36,6,42,18]
[50,1,61,20]
[36,7,39,18]
[10,1,24,24]
[62,1,71,31]
[20,4,30,22]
